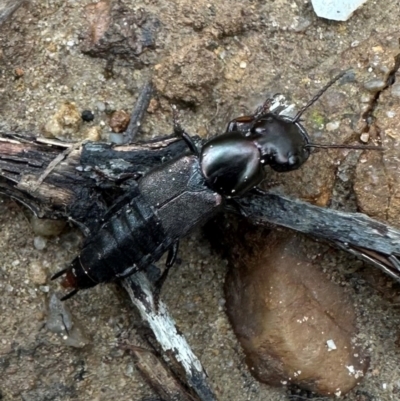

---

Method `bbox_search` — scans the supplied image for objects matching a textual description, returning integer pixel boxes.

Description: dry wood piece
[122,273,216,401]
[122,343,197,401]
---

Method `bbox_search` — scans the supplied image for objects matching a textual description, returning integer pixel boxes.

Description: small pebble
[85,126,102,141]
[360,133,370,143]
[47,293,90,348]
[81,110,95,122]
[47,293,74,334]
[43,102,82,141]
[109,132,126,144]
[96,101,106,112]
[326,121,340,131]
[33,236,47,251]
[14,67,24,78]
[363,78,386,92]
[39,285,50,293]
[109,110,130,133]
[239,61,247,69]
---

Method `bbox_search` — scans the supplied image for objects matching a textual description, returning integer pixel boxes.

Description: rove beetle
[52,71,382,300]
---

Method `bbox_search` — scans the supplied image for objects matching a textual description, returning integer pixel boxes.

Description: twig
[122,343,197,401]
[237,193,400,281]
[122,273,217,401]
[123,80,154,143]
[33,140,85,191]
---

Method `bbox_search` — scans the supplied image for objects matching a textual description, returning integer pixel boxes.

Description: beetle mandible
[52,71,382,299]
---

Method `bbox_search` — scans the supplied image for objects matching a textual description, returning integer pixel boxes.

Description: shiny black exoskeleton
[52,71,380,299]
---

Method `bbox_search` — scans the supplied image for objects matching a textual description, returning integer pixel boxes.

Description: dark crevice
[361,49,400,134]
[331,48,400,215]
[360,48,400,221]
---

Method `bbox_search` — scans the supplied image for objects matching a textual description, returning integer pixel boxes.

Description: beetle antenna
[305,143,384,151]
[51,267,68,280]
[292,71,348,123]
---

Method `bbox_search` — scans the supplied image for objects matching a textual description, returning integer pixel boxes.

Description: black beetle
[52,71,382,299]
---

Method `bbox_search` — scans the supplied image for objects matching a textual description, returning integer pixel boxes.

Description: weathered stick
[122,273,217,401]
[237,194,400,280]
[122,343,197,401]
[123,81,154,143]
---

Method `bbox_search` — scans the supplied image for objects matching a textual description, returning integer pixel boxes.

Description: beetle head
[248,114,311,172]
[246,70,383,172]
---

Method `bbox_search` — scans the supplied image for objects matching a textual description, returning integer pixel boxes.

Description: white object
[311,0,368,21]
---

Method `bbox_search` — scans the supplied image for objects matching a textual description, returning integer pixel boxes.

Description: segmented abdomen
[69,183,168,289]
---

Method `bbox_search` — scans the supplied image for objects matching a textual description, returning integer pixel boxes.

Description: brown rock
[225,227,369,397]
[109,110,130,133]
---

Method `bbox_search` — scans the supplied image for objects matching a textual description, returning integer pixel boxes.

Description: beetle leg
[115,264,140,279]
[172,107,199,156]
[166,241,179,268]
[254,97,275,118]
[100,182,142,223]
[152,241,180,308]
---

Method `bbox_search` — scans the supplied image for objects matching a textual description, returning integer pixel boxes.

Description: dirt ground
[1,0,400,400]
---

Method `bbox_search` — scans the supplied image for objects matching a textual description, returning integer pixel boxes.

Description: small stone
[109,110,130,133]
[225,226,369,396]
[109,132,126,144]
[326,121,340,131]
[363,78,386,92]
[14,67,24,78]
[327,339,337,351]
[47,293,89,348]
[81,110,95,122]
[96,101,106,112]
[292,17,312,32]
[47,293,74,334]
[43,102,83,141]
[360,133,370,143]
[33,236,47,251]
[85,126,102,141]
[239,61,247,69]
